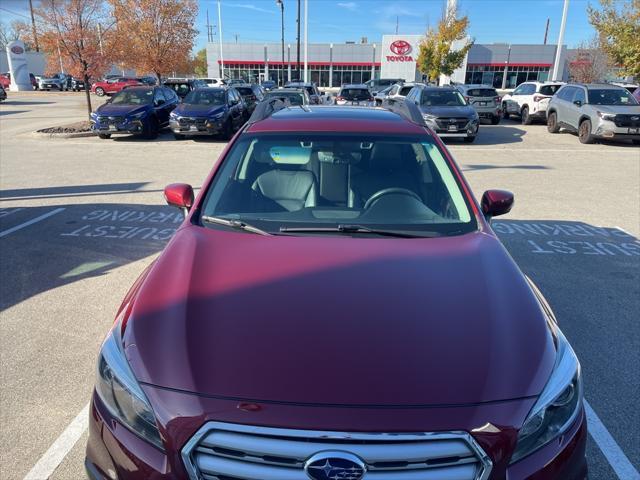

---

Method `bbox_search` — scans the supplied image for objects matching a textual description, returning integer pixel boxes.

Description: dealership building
[206,35,570,89]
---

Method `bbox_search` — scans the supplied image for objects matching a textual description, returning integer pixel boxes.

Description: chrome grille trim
[181,422,493,480]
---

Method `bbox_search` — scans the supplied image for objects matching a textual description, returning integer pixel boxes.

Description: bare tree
[569,36,612,83]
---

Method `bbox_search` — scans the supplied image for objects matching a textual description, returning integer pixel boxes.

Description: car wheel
[502,104,510,119]
[521,106,532,125]
[578,119,594,144]
[98,134,111,139]
[491,115,500,125]
[95,87,105,96]
[173,133,185,140]
[144,117,159,139]
[463,136,476,143]
[547,112,560,133]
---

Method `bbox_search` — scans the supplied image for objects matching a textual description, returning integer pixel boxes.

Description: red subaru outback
[86,104,587,480]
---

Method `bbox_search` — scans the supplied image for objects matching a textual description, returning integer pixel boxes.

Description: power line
[0,6,31,20]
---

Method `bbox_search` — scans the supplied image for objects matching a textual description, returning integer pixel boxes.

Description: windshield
[200,134,476,236]
[266,91,305,105]
[236,87,255,96]
[184,89,226,105]
[588,89,638,105]
[421,90,466,106]
[466,88,497,97]
[166,82,191,97]
[339,88,370,100]
[110,89,153,105]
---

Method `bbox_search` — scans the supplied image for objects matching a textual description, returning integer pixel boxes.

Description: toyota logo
[10,45,24,55]
[390,40,412,55]
[304,452,366,480]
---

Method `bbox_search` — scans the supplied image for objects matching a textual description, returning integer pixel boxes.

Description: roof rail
[247,98,287,124]
[386,98,426,128]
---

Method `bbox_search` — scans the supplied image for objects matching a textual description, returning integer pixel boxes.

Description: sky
[1,0,597,53]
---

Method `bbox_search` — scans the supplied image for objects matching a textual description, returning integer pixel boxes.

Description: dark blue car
[169,87,248,139]
[90,86,179,139]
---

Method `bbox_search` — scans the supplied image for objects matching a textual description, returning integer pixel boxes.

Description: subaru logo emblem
[631,116,639,121]
[304,452,366,480]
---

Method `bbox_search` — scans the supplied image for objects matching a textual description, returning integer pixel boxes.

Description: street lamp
[276,0,285,86]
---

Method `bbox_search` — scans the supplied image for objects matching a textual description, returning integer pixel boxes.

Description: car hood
[421,105,475,117]
[174,104,226,117]
[124,227,555,406]
[592,104,640,114]
[95,104,150,116]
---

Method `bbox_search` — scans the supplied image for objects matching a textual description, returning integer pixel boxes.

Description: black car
[397,85,480,142]
[233,84,265,114]
[169,87,248,139]
[284,81,322,104]
[163,78,207,99]
[71,77,86,91]
[90,86,180,139]
[0,85,6,102]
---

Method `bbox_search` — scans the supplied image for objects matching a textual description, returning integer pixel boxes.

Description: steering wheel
[364,188,422,210]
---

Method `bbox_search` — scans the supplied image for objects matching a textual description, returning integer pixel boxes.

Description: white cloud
[227,3,276,14]
[337,2,358,11]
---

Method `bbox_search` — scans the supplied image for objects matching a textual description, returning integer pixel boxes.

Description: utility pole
[303,0,308,82]
[206,10,211,42]
[395,16,398,34]
[97,23,104,55]
[28,0,39,52]
[552,0,569,81]
[543,18,550,44]
[218,0,225,79]
[296,0,301,80]
[276,0,285,86]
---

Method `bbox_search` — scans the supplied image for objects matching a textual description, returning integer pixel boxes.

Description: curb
[33,131,96,139]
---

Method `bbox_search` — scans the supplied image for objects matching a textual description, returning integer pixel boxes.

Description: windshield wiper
[279,224,438,238]
[201,215,272,236]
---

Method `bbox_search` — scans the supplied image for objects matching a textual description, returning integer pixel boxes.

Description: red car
[86,104,587,480]
[90,77,141,96]
[0,73,10,89]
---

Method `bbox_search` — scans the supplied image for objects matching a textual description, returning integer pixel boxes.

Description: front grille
[613,114,640,128]
[182,422,492,480]
[435,117,470,130]
[97,116,124,125]
[178,117,209,130]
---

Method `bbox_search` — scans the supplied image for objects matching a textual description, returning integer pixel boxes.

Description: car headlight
[597,111,616,121]
[169,112,179,120]
[422,113,437,123]
[95,315,164,450]
[130,111,147,120]
[510,325,582,464]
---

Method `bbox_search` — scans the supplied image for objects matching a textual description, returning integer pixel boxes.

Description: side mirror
[164,183,194,217]
[481,189,514,220]
[573,100,582,107]
[155,99,166,106]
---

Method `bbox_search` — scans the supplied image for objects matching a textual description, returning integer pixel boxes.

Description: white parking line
[23,403,89,480]
[0,208,65,238]
[585,400,640,480]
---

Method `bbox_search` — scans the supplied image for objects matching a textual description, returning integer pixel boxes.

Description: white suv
[382,82,422,109]
[502,81,564,124]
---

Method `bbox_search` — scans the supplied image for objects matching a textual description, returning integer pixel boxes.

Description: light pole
[276,0,285,86]
[552,0,569,81]
[296,0,301,80]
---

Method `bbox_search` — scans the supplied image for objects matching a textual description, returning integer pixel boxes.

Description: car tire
[95,87,105,96]
[98,134,111,139]
[173,133,185,140]
[502,104,510,119]
[547,112,560,133]
[464,136,476,143]
[521,106,532,125]
[578,119,594,144]
[144,117,159,139]
[491,115,500,125]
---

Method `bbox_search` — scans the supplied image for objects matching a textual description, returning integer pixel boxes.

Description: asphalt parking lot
[0,91,638,480]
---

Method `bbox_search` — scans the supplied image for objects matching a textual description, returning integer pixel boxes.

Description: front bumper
[594,122,640,140]
[427,119,479,138]
[91,119,145,135]
[85,386,587,480]
[169,118,225,135]
[40,82,62,90]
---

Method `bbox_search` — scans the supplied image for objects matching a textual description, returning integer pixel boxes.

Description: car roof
[341,84,368,89]
[121,85,154,91]
[246,106,427,135]
[270,88,304,93]
[459,84,495,89]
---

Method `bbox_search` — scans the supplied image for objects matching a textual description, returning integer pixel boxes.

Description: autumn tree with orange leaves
[37,0,114,116]
[108,0,198,83]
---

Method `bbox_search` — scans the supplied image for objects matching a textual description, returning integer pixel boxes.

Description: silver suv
[547,84,640,144]
[456,84,501,124]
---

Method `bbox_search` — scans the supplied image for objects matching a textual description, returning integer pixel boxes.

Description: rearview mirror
[481,189,514,220]
[164,183,194,217]
[573,100,582,107]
